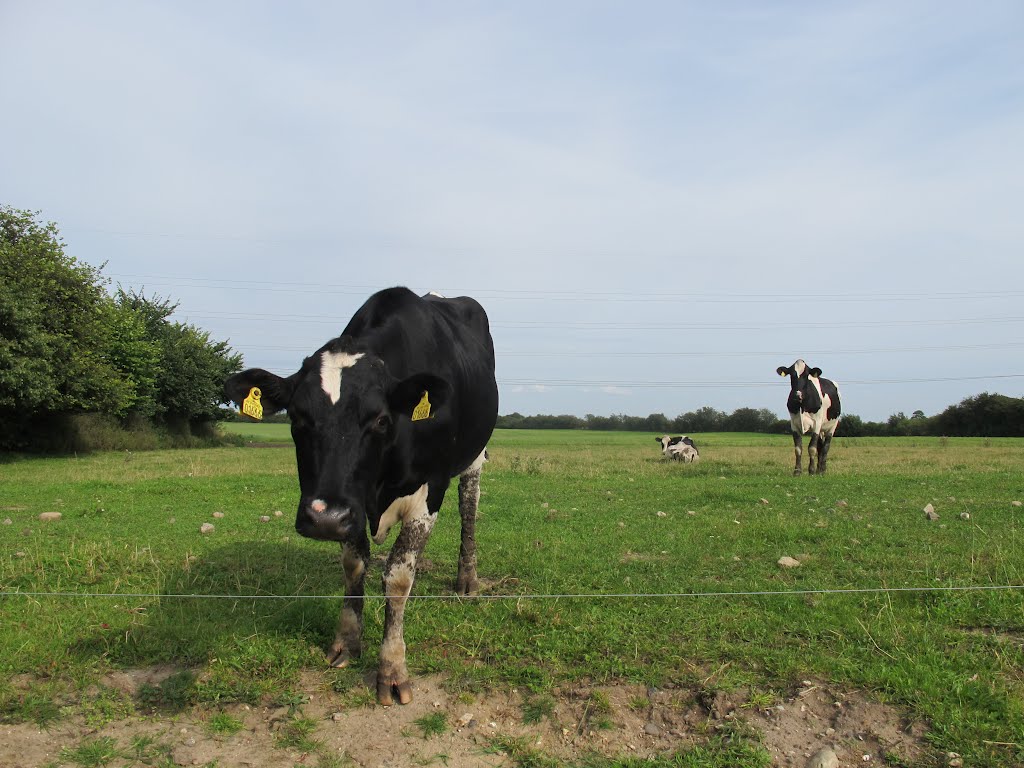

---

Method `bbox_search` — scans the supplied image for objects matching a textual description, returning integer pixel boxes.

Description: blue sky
[3,1,1023,421]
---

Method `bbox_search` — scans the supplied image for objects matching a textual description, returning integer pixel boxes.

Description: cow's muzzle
[295,499,362,541]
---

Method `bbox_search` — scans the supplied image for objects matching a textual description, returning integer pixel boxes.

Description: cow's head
[224,335,450,543]
[655,435,681,455]
[776,359,823,414]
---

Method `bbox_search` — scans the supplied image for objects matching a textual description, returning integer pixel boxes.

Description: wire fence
[3,583,1023,602]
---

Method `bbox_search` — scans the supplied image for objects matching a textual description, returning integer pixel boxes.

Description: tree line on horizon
[6,207,1023,452]
[496,393,1024,438]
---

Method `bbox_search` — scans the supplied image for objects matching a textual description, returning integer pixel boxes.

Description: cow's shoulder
[343,287,421,337]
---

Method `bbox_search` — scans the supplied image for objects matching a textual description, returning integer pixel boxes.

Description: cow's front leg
[455,452,485,595]
[378,503,436,706]
[327,537,369,667]
[818,432,834,474]
[807,433,820,475]
[791,432,803,476]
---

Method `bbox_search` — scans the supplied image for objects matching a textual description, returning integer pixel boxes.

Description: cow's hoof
[792,469,802,477]
[454,575,479,596]
[326,645,360,668]
[377,676,413,706]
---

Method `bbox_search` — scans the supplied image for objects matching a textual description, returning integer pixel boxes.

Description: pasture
[1,430,1023,767]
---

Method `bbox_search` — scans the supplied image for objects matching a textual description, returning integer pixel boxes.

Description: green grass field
[2,429,1023,766]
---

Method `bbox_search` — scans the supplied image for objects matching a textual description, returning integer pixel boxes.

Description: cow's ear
[776,366,790,377]
[224,369,294,415]
[809,367,823,377]
[389,373,452,421]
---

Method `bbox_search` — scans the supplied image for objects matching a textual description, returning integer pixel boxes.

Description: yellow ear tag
[411,391,431,421]
[242,387,264,421]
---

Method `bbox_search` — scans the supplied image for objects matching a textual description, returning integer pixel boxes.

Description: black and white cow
[655,435,700,462]
[776,360,841,476]
[224,287,498,706]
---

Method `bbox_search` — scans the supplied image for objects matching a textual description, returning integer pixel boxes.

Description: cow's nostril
[311,499,327,514]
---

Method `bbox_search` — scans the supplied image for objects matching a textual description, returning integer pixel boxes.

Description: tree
[674,406,725,433]
[933,392,1024,437]
[0,208,243,449]
[0,207,132,447]
[116,289,242,432]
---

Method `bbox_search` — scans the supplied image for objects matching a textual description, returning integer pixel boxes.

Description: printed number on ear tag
[242,387,264,421]
[411,391,431,421]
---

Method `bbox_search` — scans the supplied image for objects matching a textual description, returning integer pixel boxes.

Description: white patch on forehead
[320,351,364,404]
[793,360,806,376]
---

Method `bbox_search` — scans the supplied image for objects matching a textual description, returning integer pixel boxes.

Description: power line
[107,272,1024,305]
[232,341,1024,357]
[175,310,1024,332]
[498,374,1024,389]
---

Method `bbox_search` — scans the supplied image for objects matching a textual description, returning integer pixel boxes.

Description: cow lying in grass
[655,435,700,462]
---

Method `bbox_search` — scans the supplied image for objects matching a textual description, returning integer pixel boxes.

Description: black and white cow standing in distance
[655,435,700,462]
[224,287,498,706]
[776,360,841,476]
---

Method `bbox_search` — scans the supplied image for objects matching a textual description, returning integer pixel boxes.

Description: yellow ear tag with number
[411,391,431,421]
[242,387,264,421]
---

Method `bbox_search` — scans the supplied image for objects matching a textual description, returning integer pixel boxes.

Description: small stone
[14,551,26,558]
[837,500,848,507]
[1011,501,1022,508]
[3,518,11,525]
[760,498,770,505]
[960,512,970,520]
[458,713,474,728]
[274,510,283,517]
[331,712,344,721]
[687,510,696,516]
[39,512,62,522]
[924,504,939,521]
[259,515,271,522]
[643,722,661,736]
[778,556,801,568]
[200,523,215,534]
[213,511,224,518]
[656,511,667,518]
[806,747,839,768]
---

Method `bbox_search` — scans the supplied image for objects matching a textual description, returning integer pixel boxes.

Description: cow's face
[776,359,823,414]
[225,336,448,543]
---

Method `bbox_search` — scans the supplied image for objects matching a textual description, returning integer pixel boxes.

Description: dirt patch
[0,672,932,767]
[747,682,929,767]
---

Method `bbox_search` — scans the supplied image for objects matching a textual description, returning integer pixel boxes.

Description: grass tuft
[413,711,449,739]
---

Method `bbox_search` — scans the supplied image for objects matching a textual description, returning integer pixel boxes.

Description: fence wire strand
[3,583,1022,602]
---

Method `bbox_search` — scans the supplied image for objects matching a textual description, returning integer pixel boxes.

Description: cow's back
[343,287,498,475]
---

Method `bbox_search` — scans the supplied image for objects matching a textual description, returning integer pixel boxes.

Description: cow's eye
[373,414,392,433]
